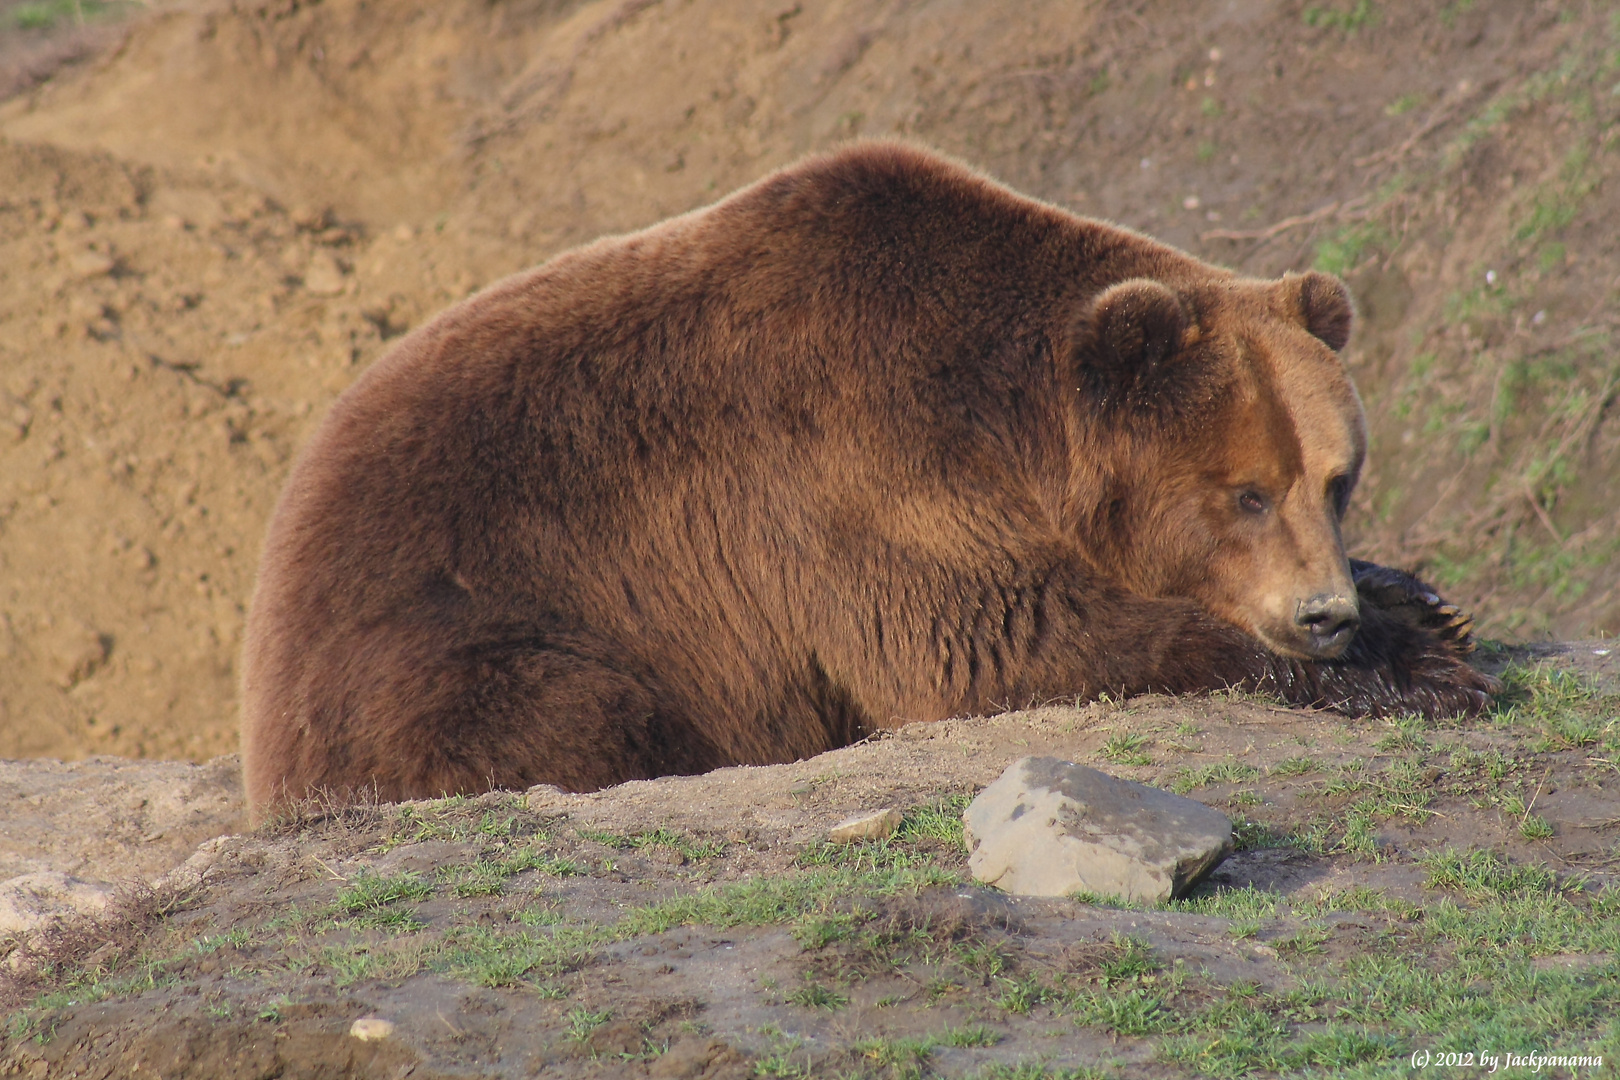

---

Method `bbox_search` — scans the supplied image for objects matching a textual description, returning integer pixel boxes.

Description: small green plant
[8,0,128,31]
[334,870,432,914]
[975,1064,1108,1080]
[852,1034,935,1071]
[1439,0,1478,27]
[1099,935,1158,985]
[576,826,727,860]
[257,994,292,1023]
[941,1023,1000,1048]
[1071,987,1173,1036]
[1385,92,1421,116]
[1302,0,1378,32]
[787,979,848,1010]
[1169,886,1281,921]
[995,975,1052,1014]
[1273,925,1332,957]
[1420,848,1557,897]
[1098,731,1153,766]
[955,939,1011,981]
[1313,221,1389,275]
[565,1006,613,1041]
[896,794,972,846]
[516,904,561,927]
[1492,662,1617,751]
[1519,814,1555,840]
[1167,759,1260,794]
[1374,717,1430,752]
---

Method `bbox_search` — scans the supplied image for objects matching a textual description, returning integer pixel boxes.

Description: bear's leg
[952,557,1497,722]
[394,647,717,798]
[255,639,727,817]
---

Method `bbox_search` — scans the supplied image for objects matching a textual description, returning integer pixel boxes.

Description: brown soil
[1,643,1616,1078]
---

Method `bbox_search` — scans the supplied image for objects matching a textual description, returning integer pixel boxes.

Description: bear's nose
[1295,593,1359,652]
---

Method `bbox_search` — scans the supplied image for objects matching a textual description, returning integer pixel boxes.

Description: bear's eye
[1327,474,1351,518]
[1237,490,1267,515]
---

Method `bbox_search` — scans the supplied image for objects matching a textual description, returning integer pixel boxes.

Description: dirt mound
[4,647,1619,1077]
[1,0,1617,767]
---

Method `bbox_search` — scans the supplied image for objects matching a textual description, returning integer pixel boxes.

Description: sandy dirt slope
[1,0,1617,764]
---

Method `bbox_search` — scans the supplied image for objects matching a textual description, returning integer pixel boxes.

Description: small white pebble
[1485,269,1497,285]
[350,1017,395,1042]
[1595,648,1611,657]
[1183,195,1201,210]
[1208,47,1223,62]
[1532,310,1547,325]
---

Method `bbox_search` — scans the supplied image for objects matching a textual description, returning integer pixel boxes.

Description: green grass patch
[941,1023,1000,1048]
[796,795,970,872]
[1385,92,1421,116]
[333,869,432,914]
[787,978,848,1010]
[1302,0,1378,33]
[5,0,132,31]
[1168,886,1283,921]
[1313,221,1390,276]
[1419,847,1557,898]
[1098,731,1154,766]
[564,1005,613,1041]
[1166,759,1261,794]
[1490,661,1619,752]
[573,826,727,860]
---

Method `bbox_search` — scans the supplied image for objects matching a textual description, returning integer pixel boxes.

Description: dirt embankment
[1,1,1617,761]
[3,642,1619,1079]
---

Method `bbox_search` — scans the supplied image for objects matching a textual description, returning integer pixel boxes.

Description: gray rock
[963,756,1232,902]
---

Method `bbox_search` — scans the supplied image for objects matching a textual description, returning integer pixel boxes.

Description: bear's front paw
[1350,558,1477,652]
[1308,566,1502,718]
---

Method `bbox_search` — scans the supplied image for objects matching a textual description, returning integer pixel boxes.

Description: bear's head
[1070,269,1366,660]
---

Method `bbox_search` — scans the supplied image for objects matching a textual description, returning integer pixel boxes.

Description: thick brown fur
[241,143,1497,823]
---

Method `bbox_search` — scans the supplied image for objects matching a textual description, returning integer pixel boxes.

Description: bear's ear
[1071,278,1188,386]
[1287,270,1354,352]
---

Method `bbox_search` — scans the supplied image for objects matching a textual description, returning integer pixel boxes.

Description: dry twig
[1201,195,1370,243]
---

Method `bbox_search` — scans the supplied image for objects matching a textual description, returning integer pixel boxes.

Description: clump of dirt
[0,0,1616,764]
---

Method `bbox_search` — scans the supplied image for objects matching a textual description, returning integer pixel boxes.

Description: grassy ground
[3,652,1617,1077]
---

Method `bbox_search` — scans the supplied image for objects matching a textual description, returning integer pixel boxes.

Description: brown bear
[241,142,1496,823]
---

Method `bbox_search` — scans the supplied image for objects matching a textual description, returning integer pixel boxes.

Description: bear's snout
[1294,593,1360,657]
